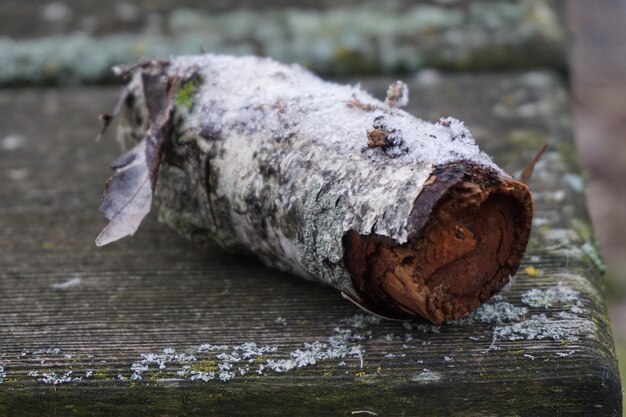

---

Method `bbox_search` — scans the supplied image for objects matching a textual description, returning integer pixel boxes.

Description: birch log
[104,54,533,323]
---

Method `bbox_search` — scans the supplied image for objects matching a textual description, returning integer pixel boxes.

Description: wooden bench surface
[0,72,621,416]
[0,0,566,86]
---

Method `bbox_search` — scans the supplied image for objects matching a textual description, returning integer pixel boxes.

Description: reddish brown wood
[344,162,533,323]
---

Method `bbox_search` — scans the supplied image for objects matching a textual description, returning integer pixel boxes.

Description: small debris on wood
[366,115,407,157]
[384,80,409,109]
[347,93,382,112]
[366,129,388,148]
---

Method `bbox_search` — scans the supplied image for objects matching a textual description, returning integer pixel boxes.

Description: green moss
[190,360,218,374]
[92,371,109,380]
[175,77,203,109]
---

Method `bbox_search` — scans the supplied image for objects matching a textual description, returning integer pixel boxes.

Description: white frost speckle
[0,365,5,384]
[197,344,229,352]
[493,313,595,343]
[402,322,441,333]
[452,297,528,325]
[275,317,288,326]
[130,348,198,380]
[340,314,381,329]
[521,284,584,313]
[264,328,364,372]
[411,369,441,384]
[21,347,63,356]
[50,277,82,290]
[127,314,377,382]
[555,351,575,358]
[35,371,78,385]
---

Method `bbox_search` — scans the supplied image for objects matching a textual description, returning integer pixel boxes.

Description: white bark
[117,54,502,299]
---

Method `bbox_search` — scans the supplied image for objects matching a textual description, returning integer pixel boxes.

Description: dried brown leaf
[520,142,548,184]
[95,68,178,246]
[95,127,162,246]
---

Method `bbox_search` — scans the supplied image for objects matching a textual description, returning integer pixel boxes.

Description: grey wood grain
[0,72,621,416]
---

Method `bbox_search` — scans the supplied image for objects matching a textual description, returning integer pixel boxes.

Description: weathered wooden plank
[0,0,565,86]
[0,72,621,416]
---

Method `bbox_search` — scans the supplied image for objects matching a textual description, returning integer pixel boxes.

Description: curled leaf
[95,127,163,246]
[96,67,178,246]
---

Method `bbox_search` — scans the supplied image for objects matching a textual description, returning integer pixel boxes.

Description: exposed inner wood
[343,162,533,324]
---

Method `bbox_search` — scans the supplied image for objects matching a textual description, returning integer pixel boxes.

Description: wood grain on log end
[343,162,533,324]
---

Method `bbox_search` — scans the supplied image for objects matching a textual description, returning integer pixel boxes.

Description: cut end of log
[343,162,533,324]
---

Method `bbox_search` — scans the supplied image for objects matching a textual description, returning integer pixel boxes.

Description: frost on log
[96,55,533,324]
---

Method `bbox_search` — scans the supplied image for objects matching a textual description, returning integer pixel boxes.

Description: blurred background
[0,0,624,396]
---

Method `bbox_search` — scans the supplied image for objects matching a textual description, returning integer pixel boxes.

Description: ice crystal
[126,314,378,382]
[35,371,78,385]
[412,369,441,383]
[197,344,229,352]
[452,297,528,325]
[521,284,582,309]
[21,347,63,356]
[493,313,595,343]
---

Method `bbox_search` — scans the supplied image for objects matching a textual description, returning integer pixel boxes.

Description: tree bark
[112,54,533,323]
